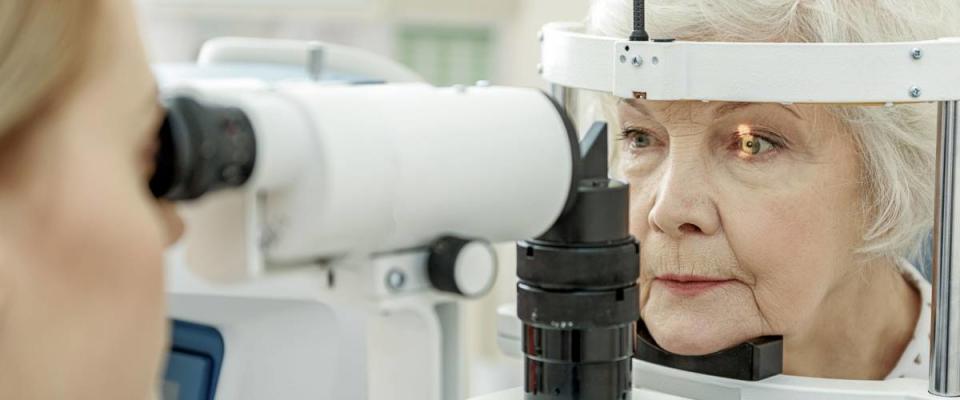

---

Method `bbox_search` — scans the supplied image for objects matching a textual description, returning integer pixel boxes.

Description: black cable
[630,0,650,41]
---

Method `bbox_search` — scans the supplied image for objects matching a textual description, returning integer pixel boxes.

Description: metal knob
[427,237,498,298]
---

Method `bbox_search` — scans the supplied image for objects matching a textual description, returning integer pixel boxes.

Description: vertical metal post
[550,83,579,135]
[550,83,571,111]
[932,100,960,397]
[629,0,649,42]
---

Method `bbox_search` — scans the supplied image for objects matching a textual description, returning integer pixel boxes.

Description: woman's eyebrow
[712,102,805,120]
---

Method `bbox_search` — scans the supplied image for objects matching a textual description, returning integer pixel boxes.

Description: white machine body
[260,83,573,263]
[171,81,574,269]
[163,39,577,400]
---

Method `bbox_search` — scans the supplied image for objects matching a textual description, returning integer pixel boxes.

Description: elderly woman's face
[618,100,865,355]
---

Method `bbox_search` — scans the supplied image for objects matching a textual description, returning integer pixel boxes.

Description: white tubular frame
[541,22,960,103]
[539,22,960,397]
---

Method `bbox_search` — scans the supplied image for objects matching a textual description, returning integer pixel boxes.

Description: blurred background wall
[136,0,591,396]
[137,0,590,89]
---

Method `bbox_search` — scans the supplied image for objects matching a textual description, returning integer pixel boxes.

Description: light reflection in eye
[736,124,776,158]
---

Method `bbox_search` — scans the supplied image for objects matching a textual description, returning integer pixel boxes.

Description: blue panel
[165,352,212,400]
[164,321,225,400]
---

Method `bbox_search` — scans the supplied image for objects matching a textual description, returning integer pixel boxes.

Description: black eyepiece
[150,96,257,201]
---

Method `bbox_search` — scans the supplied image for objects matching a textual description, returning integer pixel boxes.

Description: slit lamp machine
[153,1,960,399]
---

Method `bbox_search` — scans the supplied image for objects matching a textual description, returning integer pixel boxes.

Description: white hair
[585,0,960,261]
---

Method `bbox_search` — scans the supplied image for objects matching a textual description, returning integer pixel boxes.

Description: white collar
[885,259,931,380]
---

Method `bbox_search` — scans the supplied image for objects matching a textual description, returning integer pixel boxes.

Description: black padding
[635,319,783,381]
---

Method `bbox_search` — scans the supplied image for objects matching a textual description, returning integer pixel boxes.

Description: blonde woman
[588,0,958,380]
[0,1,182,398]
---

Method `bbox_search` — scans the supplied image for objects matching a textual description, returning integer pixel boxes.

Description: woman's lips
[654,274,735,297]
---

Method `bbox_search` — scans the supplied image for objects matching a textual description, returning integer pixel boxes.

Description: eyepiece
[150,96,257,201]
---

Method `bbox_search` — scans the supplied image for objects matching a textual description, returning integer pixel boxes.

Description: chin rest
[635,319,783,381]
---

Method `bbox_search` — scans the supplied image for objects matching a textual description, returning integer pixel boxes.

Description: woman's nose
[648,160,721,238]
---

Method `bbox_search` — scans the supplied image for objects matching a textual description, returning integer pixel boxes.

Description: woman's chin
[648,326,740,356]
[642,299,761,356]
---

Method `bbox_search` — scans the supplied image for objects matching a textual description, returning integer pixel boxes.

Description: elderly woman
[587,0,960,380]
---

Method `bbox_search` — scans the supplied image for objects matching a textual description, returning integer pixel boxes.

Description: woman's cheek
[718,189,831,334]
[719,142,808,186]
[628,177,670,311]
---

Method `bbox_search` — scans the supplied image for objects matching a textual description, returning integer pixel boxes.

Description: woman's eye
[621,129,656,151]
[736,132,777,158]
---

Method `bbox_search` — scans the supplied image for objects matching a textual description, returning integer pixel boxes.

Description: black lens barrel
[522,324,635,399]
[517,122,640,400]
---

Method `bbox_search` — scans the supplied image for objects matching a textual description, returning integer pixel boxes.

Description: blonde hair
[587,0,960,261]
[0,2,93,141]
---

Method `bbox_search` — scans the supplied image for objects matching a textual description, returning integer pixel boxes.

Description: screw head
[619,54,627,64]
[910,86,922,98]
[911,48,923,60]
[631,56,643,67]
[386,269,406,290]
